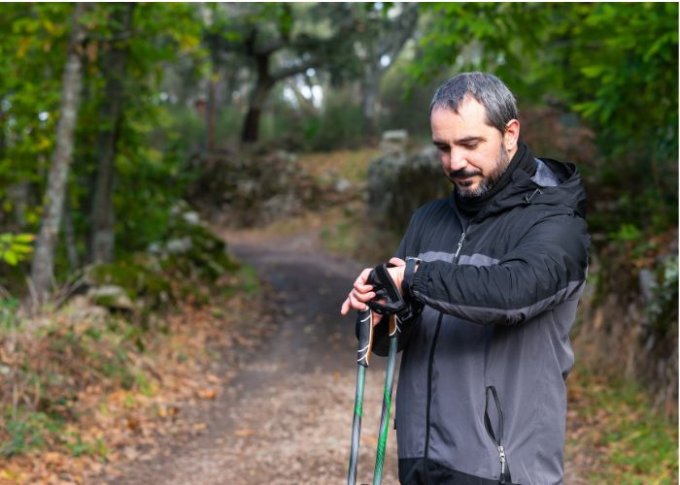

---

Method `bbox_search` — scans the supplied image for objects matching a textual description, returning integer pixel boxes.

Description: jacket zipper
[423,312,443,464]
[453,216,472,262]
[498,444,507,481]
[453,230,466,261]
[485,385,512,484]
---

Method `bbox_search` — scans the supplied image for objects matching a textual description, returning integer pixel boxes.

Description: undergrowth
[567,365,678,483]
[0,203,264,484]
[0,261,257,461]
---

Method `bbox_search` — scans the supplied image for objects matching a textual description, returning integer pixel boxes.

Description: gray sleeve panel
[419,252,499,267]
[457,253,499,267]
[415,279,586,326]
[418,251,455,263]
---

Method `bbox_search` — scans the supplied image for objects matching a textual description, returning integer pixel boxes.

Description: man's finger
[340,297,351,315]
[341,290,375,315]
[353,268,372,285]
[388,257,406,267]
[353,281,373,293]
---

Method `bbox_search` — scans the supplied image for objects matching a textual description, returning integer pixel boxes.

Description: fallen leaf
[126,416,141,431]
[158,404,180,418]
[197,388,217,400]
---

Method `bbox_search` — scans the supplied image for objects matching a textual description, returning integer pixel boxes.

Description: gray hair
[429,72,518,133]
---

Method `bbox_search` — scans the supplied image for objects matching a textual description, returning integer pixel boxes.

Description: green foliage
[89,204,239,313]
[379,61,442,142]
[412,3,678,237]
[0,297,20,330]
[64,432,108,458]
[0,4,71,206]
[0,3,207,289]
[0,411,63,457]
[79,4,205,259]
[301,93,368,151]
[0,233,34,266]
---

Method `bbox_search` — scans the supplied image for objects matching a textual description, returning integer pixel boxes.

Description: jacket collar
[450,144,587,221]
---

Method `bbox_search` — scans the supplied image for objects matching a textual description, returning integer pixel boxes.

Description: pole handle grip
[355,308,373,367]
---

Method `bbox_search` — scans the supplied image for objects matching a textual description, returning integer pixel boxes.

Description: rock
[88,285,135,312]
[334,177,352,193]
[380,130,409,156]
[166,237,193,254]
[182,211,201,225]
[187,149,323,228]
[367,146,450,233]
[638,268,656,303]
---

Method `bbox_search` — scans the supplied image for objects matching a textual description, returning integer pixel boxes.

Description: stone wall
[366,146,450,234]
[186,149,323,227]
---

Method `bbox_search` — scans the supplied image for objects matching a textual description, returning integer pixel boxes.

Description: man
[341,72,589,484]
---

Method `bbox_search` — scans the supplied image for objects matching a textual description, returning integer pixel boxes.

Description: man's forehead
[432,97,486,120]
[430,100,496,137]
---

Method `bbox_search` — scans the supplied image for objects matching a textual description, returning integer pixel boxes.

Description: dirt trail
[102,227,588,484]
[104,229,399,484]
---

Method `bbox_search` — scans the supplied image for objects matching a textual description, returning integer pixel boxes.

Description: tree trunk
[63,196,79,270]
[89,4,134,264]
[30,3,87,303]
[241,52,274,144]
[205,66,219,151]
[7,183,29,228]
[241,106,261,144]
[241,79,276,144]
[361,62,380,138]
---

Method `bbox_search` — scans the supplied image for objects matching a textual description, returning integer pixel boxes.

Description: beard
[451,145,511,199]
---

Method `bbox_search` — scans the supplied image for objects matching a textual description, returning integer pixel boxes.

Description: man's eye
[436,145,449,152]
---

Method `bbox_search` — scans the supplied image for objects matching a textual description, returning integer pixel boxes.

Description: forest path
[103,224,590,484]
[104,227,399,484]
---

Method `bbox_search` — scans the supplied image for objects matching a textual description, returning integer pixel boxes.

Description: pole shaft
[348,364,366,485]
[373,334,399,485]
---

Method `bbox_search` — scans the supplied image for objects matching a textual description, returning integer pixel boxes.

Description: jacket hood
[459,156,588,221]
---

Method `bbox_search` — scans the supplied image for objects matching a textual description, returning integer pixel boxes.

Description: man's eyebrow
[432,136,485,145]
[455,136,485,144]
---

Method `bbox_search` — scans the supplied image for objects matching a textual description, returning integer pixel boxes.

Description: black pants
[399,458,520,485]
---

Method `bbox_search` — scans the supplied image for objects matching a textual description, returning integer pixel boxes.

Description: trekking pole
[347,308,373,485]
[373,315,399,485]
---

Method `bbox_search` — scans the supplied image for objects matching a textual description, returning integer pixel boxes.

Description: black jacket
[383,150,589,484]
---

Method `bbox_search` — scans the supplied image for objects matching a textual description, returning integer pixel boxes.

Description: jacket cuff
[402,257,421,300]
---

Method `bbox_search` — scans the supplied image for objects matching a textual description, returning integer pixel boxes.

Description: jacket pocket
[484,385,517,484]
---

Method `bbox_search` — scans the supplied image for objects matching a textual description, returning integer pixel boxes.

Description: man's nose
[447,148,467,172]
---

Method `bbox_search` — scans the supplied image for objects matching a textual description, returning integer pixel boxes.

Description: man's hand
[340,258,406,325]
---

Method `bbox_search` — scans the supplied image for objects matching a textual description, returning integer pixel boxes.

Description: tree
[205,3,364,144]
[410,2,678,233]
[0,4,72,233]
[30,3,88,303]
[89,3,135,264]
[353,3,419,136]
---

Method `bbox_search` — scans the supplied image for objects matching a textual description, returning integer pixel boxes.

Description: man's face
[430,98,519,198]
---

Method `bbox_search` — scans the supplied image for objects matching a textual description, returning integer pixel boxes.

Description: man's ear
[504,119,520,151]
